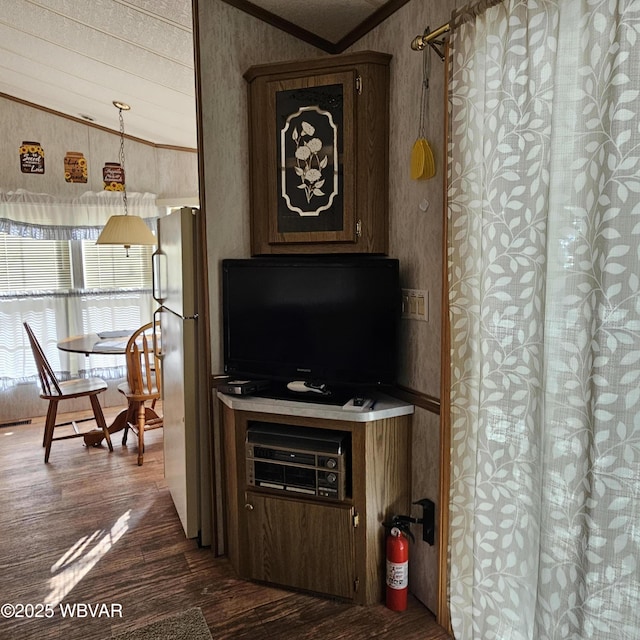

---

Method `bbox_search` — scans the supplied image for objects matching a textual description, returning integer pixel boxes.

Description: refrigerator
[153,207,213,546]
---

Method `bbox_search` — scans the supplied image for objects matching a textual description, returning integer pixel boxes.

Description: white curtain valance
[0,189,160,240]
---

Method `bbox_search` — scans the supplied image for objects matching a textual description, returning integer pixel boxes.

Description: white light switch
[401,289,429,322]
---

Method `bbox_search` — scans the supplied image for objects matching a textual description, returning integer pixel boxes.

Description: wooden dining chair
[23,322,114,463]
[118,321,163,466]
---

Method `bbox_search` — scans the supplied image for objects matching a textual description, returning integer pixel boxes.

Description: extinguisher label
[386,560,408,590]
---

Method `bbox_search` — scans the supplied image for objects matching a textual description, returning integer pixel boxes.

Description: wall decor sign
[64,151,88,183]
[20,141,45,174]
[103,162,125,191]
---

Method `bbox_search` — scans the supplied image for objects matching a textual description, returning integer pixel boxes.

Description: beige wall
[0,96,198,199]
[353,6,446,400]
[351,0,460,612]
[196,0,460,614]
[195,0,321,370]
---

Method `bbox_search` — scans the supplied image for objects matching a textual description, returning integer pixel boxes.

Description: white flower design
[307,138,322,153]
[295,146,311,160]
[304,168,322,183]
[292,121,328,203]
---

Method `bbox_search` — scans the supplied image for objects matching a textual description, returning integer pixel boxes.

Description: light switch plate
[401,289,428,322]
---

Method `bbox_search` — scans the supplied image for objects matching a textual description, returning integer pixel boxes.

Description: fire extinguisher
[384,516,415,611]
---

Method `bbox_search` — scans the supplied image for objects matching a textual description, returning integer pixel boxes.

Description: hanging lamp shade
[96,214,156,248]
[96,100,156,253]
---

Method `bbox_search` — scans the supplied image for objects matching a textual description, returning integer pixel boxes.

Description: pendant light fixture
[96,101,156,256]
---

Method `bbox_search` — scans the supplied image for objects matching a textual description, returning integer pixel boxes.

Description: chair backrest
[23,322,63,397]
[125,321,162,397]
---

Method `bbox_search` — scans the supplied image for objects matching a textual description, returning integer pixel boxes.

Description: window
[1,232,154,388]
[0,233,71,291]
[81,241,153,290]
[0,233,152,293]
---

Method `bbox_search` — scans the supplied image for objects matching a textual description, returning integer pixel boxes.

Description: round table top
[57,330,133,355]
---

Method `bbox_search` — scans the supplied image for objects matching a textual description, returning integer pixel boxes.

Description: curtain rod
[411,23,450,60]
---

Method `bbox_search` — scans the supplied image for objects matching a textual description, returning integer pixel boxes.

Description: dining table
[56,329,133,356]
[57,329,160,447]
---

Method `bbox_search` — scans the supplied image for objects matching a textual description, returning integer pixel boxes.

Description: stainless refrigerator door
[157,208,212,544]
[158,306,200,539]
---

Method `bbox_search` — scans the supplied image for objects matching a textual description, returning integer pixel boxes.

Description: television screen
[222,257,400,398]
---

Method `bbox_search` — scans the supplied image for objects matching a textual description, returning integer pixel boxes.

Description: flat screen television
[222,257,400,401]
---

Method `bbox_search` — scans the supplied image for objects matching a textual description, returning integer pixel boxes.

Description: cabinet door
[244,492,356,599]
[249,71,357,250]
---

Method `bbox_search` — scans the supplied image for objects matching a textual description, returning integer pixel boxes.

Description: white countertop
[217,390,414,422]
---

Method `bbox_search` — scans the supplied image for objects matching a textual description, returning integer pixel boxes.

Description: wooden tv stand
[218,392,413,605]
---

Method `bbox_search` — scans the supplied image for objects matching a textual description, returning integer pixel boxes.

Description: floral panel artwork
[276,84,344,234]
[282,108,337,215]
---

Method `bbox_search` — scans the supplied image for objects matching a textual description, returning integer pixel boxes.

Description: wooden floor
[0,404,451,640]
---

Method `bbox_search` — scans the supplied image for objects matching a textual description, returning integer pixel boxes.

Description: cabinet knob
[244,503,254,511]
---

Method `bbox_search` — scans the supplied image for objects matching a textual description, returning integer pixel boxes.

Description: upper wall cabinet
[244,51,391,255]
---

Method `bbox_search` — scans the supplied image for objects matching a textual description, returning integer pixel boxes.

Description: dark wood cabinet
[220,396,412,604]
[244,51,391,255]
[244,493,357,599]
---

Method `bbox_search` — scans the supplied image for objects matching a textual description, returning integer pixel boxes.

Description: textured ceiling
[0,0,196,148]
[242,0,387,43]
[0,0,407,149]
[221,0,411,52]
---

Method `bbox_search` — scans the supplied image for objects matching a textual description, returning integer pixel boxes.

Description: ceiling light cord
[117,107,128,217]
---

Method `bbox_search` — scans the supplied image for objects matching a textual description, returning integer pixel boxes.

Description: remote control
[287,380,328,394]
[343,397,374,411]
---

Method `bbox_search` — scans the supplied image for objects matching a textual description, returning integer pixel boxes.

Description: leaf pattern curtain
[447,0,640,638]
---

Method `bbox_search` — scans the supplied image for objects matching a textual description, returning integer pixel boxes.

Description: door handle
[152,250,167,303]
[153,307,164,359]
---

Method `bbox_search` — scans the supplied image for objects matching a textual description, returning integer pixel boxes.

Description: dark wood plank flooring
[0,405,450,639]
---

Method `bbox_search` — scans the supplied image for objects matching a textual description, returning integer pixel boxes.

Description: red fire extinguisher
[385,522,411,611]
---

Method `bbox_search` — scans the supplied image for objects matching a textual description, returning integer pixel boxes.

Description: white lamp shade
[96,215,156,247]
